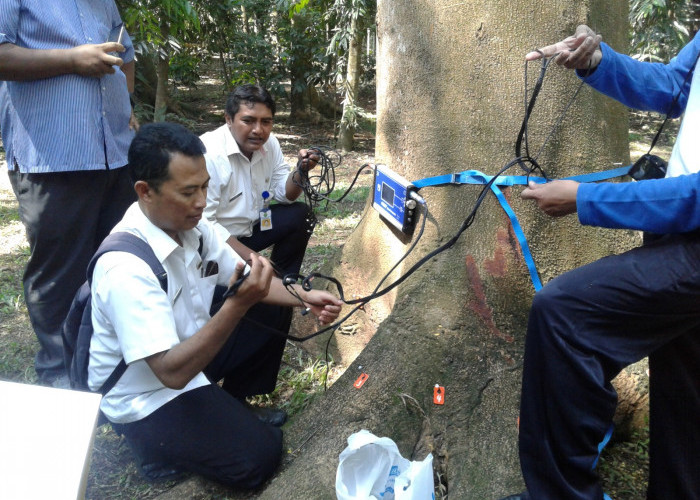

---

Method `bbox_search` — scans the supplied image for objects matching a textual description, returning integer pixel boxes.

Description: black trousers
[9,167,135,382]
[518,231,700,499]
[238,201,312,278]
[112,302,289,488]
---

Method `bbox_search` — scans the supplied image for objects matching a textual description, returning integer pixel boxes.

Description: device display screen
[372,164,416,234]
[381,182,395,206]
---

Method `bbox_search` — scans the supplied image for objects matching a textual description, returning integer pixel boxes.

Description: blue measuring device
[372,164,419,234]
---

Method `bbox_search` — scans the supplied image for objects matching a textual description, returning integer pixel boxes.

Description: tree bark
[270,1,633,498]
[288,14,310,120]
[240,4,250,35]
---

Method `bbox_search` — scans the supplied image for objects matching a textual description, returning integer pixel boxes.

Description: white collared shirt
[88,203,245,424]
[668,63,700,177]
[200,124,293,240]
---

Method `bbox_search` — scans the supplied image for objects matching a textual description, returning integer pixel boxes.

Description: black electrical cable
[291,54,586,335]
[224,199,430,344]
[515,53,589,182]
[281,196,430,341]
[515,50,551,177]
[292,147,373,234]
[280,159,514,343]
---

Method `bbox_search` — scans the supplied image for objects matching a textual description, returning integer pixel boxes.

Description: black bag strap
[100,360,127,397]
[88,232,168,396]
[87,232,167,288]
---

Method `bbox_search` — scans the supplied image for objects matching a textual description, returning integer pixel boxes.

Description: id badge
[259,209,272,231]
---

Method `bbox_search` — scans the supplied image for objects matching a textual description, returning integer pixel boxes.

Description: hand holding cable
[298,148,321,172]
[298,289,343,325]
[221,254,273,310]
[526,24,603,70]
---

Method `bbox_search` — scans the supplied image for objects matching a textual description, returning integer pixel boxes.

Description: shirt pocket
[196,273,219,314]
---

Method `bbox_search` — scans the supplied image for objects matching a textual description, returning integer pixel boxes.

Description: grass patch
[301,243,341,275]
[317,185,370,219]
[0,244,33,383]
[599,427,650,499]
[87,425,176,500]
[0,289,24,316]
[313,213,363,240]
[0,340,37,382]
[0,250,27,314]
[251,344,337,418]
[0,203,20,225]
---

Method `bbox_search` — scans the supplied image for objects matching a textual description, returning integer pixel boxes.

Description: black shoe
[237,398,287,427]
[247,405,288,427]
[500,493,530,500]
[140,462,187,482]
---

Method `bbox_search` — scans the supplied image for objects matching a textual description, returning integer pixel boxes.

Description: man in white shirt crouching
[89,122,341,487]
[199,84,320,279]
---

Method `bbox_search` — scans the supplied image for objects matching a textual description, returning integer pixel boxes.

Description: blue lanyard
[412,166,631,290]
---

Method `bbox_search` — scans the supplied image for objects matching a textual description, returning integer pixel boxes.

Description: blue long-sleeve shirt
[582,39,700,117]
[577,173,700,233]
[573,36,700,234]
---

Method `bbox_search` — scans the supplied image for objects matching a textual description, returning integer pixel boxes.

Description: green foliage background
[629,0,699,60]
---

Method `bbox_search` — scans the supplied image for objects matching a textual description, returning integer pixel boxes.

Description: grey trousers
[9,167,135,382]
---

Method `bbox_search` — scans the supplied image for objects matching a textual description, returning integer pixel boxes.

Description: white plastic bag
[336,429,435,500]
[394,454,434,500]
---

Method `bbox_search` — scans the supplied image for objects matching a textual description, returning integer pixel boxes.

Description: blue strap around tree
[412,165,631,291]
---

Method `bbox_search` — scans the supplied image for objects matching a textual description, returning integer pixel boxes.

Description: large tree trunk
[158,1,634,499]
[266,1,633,498]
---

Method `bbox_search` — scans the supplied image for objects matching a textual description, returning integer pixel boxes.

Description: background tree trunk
[337,14,362,151]
[289,14,315,121]
[154,19,171,122]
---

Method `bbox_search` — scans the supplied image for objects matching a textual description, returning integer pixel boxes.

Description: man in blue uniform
[501,25,700,500]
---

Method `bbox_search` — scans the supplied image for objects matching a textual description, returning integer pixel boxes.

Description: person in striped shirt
[0,0,137,387]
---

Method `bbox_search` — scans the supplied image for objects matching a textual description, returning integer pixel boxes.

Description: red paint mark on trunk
[484,229,508,278]
[484,226,520,278]
[465,255,514,343]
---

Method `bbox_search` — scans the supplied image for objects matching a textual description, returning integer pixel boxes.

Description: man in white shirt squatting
[88,122,341,487]
[200,84,321,279]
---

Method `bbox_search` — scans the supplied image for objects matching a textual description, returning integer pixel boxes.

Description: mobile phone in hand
[107,24,125,59]
[108,24,125,45]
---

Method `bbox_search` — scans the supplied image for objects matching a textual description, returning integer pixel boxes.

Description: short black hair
[128,122,206,191]
[225,84,276,118]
